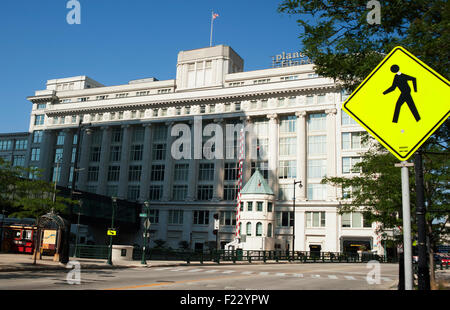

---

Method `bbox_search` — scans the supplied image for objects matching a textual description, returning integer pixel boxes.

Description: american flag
[212,12,219,20]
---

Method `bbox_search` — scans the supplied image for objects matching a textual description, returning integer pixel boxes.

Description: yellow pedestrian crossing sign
[107,229,117,236]
[343,46,449,161]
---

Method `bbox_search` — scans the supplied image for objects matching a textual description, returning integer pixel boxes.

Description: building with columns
[25,45,383,254]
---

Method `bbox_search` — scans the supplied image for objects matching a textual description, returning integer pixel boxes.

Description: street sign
[343,46,449,161]
[139,213,148,218]
[214,219,220,230]
[107,229,117,236]
[144,218,151,230]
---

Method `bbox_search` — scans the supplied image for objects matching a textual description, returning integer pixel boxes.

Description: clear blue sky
[0,0,303,133]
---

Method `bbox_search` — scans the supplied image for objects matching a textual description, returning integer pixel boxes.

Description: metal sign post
[395,161,414,290]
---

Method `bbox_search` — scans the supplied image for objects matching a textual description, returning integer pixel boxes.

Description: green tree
[0,158,75,220]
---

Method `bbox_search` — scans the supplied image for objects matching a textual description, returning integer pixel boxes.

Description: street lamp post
[74,199,83,258]
[141,201,150,265]
[292,180,303,260]
[107,197,117,265]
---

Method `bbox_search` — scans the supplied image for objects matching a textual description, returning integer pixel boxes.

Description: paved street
[0,263,398,290]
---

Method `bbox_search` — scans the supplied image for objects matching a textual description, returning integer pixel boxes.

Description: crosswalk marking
[311,275,321,279]
[328,275,338,279]
[169,268,185,272]
[344,276,356,280]
[292,273,303,278]
[242,271,253,275]
[381,277,392,282]
[154,267,171,271]
[187,269,203,273]
[259,272,269,276]
[222,270,235,274]
[275,273,286,276]
[205,269,219,273]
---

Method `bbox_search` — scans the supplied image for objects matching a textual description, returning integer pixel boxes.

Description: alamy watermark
[366,0,381,25]
[66,0,81,25]
[366,260,381,285]
[66,261,81,285]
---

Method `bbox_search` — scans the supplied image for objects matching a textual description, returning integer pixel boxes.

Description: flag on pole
[210,11,219,47]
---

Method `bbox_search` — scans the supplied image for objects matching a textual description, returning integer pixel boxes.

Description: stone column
[96,126,112,196]
[59,129,74,187]
[186,120,199,201]
[77,128,93,191]
[326,109,338,200]
[242,116,252,184]
[296,111,307,200]
[39,130,56,182]
[139,123,153,202]
[267,114,279,198]
[162,122,175,201]
[117,125,132,199]
[212,119,224,201]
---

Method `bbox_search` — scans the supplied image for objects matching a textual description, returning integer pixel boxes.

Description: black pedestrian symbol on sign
[383,64,421,123]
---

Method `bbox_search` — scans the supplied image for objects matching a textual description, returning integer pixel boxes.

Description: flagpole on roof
[210,11,219,47]
[210,11,214,47]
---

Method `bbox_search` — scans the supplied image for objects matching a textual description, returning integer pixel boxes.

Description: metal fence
[132,248,394,264]
[69,244,109,259]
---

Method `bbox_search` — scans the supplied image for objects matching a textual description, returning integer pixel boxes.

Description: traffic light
[213,213,219,220]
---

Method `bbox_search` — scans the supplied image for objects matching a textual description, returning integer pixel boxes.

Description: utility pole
[414,150,430,290]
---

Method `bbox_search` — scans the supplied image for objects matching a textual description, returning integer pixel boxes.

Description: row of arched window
[240,222,273,237]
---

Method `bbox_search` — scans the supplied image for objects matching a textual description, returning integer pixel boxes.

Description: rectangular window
[279,116,297,133]
[219,211,236,226]
[342,110,358,125]
[307,159,327,178]
[149,185,162,200]
[276,211,294,227]
[33,131,43,143]
[267,202,273,212]
[127,185,140,201]
[128,165,142,182]
[90,146,101,162]
[223,185,239,201]
[342,157,362,174]
[152,143,167,160]
[197,185,213,200]
[54,148,63,163]
[247,202,253,211]
[193,210,210,225]
[308,113,327,131]
[87,166,99,182]
[13,155,25,167]
[173,185,188,201]
[199,163,214,181]
[317,94,326,104]
[224,162,239,181]
[15,139,28,150]
[342,132,365,150]
[151,165,165,181]
[110,146,121,162]
[307,183,327,200]
[111,128,122,143]
[308,135,327,155]
[306,211,326,228]
[107,166,120,182]
[31,148,40,162]
[37,103,47,110]
[168,210,184,225]
[130,145,143,161]
[279,160,296,179]
[279,137,296,156]
[257,202,263,212]
[174,164,189,182]
[149,209,159,224]
[34,115,45,126]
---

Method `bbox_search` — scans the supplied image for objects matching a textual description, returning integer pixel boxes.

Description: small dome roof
[241,170,274,195]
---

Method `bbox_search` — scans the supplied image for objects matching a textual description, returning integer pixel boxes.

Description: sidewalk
[0,253,193,272]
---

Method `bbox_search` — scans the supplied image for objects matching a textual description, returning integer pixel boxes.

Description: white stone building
[25,45,383,254]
